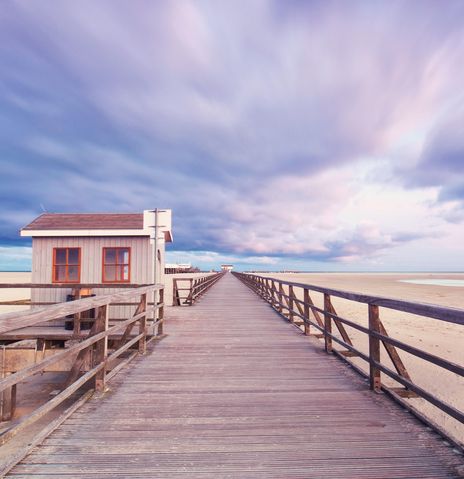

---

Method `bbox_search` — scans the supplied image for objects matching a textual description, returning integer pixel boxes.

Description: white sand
[261,272,464,445]
[0,272,32,314]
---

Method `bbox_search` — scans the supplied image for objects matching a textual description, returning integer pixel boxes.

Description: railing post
[188,279,193,305]
[288,285,294,323]
[264,279,270,302]
[172,279,177,306]
[138,293,147,354]
[93,304,109,392]
[73,289,81,337]
[278,282,284,313]
[158,287,164,335]
[368,304,381,392]
[269,280,275,308]
[303,288,310,335]
[324,294,332,353]
[1,372,17,421]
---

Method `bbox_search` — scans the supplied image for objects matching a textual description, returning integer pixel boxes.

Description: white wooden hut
[20,209,172,322]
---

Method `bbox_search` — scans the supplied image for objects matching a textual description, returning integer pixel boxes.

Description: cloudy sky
[1,0,464,271]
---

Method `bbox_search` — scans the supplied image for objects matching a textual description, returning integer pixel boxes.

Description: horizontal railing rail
[0,284,164,445]
[0,283,153,307]
[173,272,225,306]
[233,272,464,449]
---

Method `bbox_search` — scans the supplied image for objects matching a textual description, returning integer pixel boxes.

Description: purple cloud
[1,0,464,269]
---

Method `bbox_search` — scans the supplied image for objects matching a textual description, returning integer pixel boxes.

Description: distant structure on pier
[221,264,234,272]
[165,263,200,274]
[21,210,172,319]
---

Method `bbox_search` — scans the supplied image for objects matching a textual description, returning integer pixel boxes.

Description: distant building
[165,263,193,274]
[21,210,172,320]
[221,264,234,272]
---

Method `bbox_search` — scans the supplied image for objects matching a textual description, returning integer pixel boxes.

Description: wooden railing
[233,272,464,446]
[0,282,152,308]
[0,284,164,446]
[172,272,225,306]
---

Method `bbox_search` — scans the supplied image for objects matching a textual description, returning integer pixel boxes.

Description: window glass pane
[122,265,129,280]
[68,265,79,281]
[105,249,116,264]
[68,248,79,264]
[55,249,67,265]
[118,249,129,264]
[104,265,116,281]
[54,265,66,281]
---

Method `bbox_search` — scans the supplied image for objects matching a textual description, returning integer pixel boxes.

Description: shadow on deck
[7,274,464,478]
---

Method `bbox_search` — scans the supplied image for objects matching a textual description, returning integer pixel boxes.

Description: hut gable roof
[22,213,143,230]
[21,211,173,242]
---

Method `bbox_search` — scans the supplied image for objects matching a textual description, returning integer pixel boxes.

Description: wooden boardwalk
[8,274,464,478]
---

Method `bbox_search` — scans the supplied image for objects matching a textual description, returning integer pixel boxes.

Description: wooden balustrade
[0,283,152,307]
[0,284,164,445]
[233,272,464,437]
[172,272,225,306]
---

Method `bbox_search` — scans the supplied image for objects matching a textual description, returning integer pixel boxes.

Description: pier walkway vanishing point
[8,274,464,478]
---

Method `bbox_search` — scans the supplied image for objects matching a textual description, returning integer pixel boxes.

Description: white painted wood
[31,237,155,322]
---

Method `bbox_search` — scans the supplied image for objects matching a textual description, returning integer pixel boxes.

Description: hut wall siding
[31,236,154,323]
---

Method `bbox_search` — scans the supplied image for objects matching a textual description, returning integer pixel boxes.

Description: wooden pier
[5,274,464,478]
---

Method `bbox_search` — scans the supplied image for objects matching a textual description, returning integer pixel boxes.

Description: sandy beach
[259,272,464,445]
[0,271,463,445]
[0,272,32,314]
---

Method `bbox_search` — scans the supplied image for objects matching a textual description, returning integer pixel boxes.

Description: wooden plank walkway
[8,274,464,478]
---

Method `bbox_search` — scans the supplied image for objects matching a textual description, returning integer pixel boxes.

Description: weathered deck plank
[7,274,464,478]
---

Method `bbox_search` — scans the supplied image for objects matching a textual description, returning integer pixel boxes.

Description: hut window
[53,248,81,283]
[102,247,130,283]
